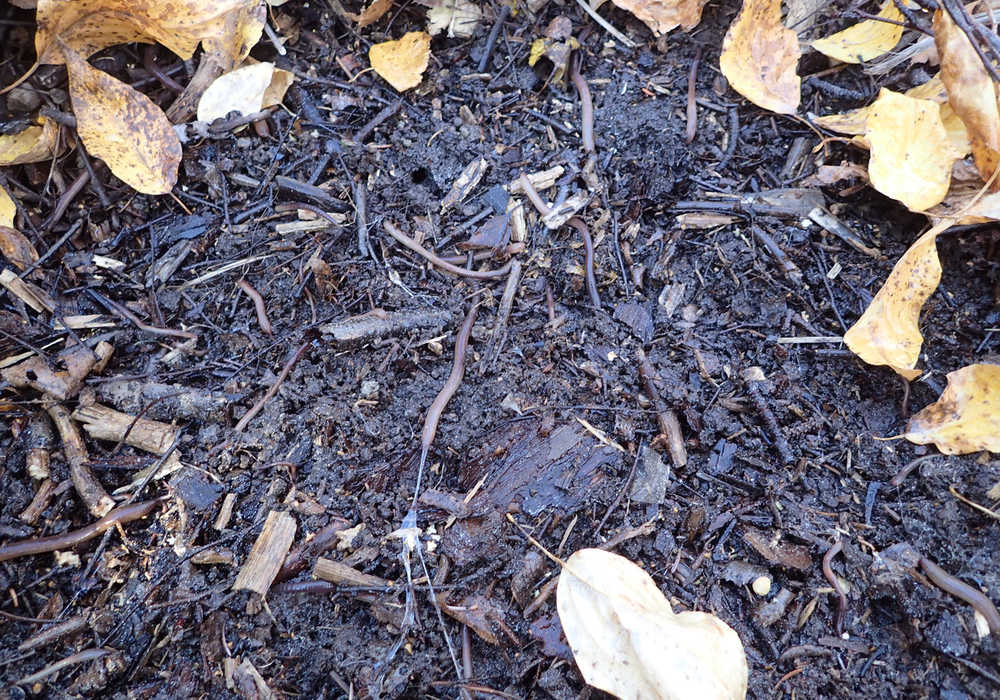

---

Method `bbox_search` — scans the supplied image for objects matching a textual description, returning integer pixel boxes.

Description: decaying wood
[233,511,297,597]
[636,349,688,468]
[0,267,56,313]
[318,308,454,347]
[2,342,109,400]
[19,478,58,524]
[72,403,179,456]
[313,557,392,588]
[45,402,114,517]
[215,493,237,530]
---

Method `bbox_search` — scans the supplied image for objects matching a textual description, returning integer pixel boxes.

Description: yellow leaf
[557,548,748,700]
[197,61,293,122]
[905,364,1000,454]
[719,0,800,115]
[61,42,181,195]
[369,32,431,92]
[811,0,904,64]
[934,9,1000,186]
[0,184,15,228]
[35,0,262,64]
[609,0,707,35]
[865,89,959,211]
[0,117,60,165]
[844,227,943,379]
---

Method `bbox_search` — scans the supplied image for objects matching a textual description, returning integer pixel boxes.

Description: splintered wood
[233,510,297,597]
[72,403,178,455]
[313,558,391,588]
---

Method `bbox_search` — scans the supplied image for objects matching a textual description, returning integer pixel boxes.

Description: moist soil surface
[1,2,999,698]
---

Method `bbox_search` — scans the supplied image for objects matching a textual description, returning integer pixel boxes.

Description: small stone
[752,575,772,596]
[7,86,41,113]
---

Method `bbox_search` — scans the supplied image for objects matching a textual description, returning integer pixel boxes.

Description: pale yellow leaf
[812,0,904,64]
[935,9,1000,185]
[719,0,800,114]
[557,548,747,700]
[427,0,483,39]
[609,0,707,35]
[0,184,15,228]
[369,32,431,92]
[0,117,60,166]
[905,364,1000,454]
[844,228,943,379]
[865,89,959,211]
[61,41,181,195]
[35,0,262,64]
[197,61,293,122]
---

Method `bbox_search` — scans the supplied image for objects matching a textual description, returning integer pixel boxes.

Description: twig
[86,289,197,341]
[686,46,701,143]
[350,99,401,144]
[383,221,512,279]
[46,402,114,517]
[636,349,687,467]
[233,342,310,433]
[477,5,510,72]
[574,0,636,48]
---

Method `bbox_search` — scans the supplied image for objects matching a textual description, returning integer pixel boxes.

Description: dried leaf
[609,0,707,35]
[557,548,747,700]
[905,364,1000,454]
[61,41,181,195]
[0,117,60,166]
[369,31,431,92]
[934,9,1000,185]
[843,227,943,379]
[351,0,394,28]
[0,184,15,228]
[34,0,262,64]
[427,0,482,38]
[865,89,959,211]
[811,0,904,64]
[197,61,293,122]
[0,226,39,271]
[719,0,800,114]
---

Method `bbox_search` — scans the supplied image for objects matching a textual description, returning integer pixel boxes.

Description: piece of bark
[233,511,296,597]
[46,402,113,517]
[3,342,100,400]
[313,557,391,588]
[72,403,179,455]
[0,268,56,313]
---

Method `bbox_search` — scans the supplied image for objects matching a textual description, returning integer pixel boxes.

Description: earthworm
[383,221,512,280]
[822,539,847,635]
[86,289,197,341]
[569,53,594,153]
[0,498,162,563]
[518,174,552,216]
[567,217,601,309]
[233,341,310,433]
[920,556,1000,636]
[413,304,479,507]
[686,46,701,143]
[237,279,273,335]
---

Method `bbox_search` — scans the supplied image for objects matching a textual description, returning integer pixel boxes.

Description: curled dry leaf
[350,0,393,28]
[843,227,943,379]
[427,0,483,39]
[719,0,800,115]
[0,117,60,166]
[197,61,293,122]
[609,0,707,35]
[905,364,1000,455]
[0,226,39,271]
[369,31,431,92]
[61,41,181,194]
[557,548,747,700]
[811,0,904,64]
[934,9,1000,186]
[865,89,960,211]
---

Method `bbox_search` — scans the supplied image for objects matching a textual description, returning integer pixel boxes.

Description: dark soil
[2,1,999,698]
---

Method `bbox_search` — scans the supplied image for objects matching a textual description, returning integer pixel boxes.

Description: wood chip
[233,510,297,596]
[313,557,391,588]
[0,267,56,313]
[72,402,179,455]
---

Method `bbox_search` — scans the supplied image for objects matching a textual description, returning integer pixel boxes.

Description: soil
[1,1,999,698]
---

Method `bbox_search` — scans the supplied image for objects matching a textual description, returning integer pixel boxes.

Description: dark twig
[686,46,701,143]
[350,100,401,144]
[233,341,310,433]
[636,349,687,467]
[478,5,509,72]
